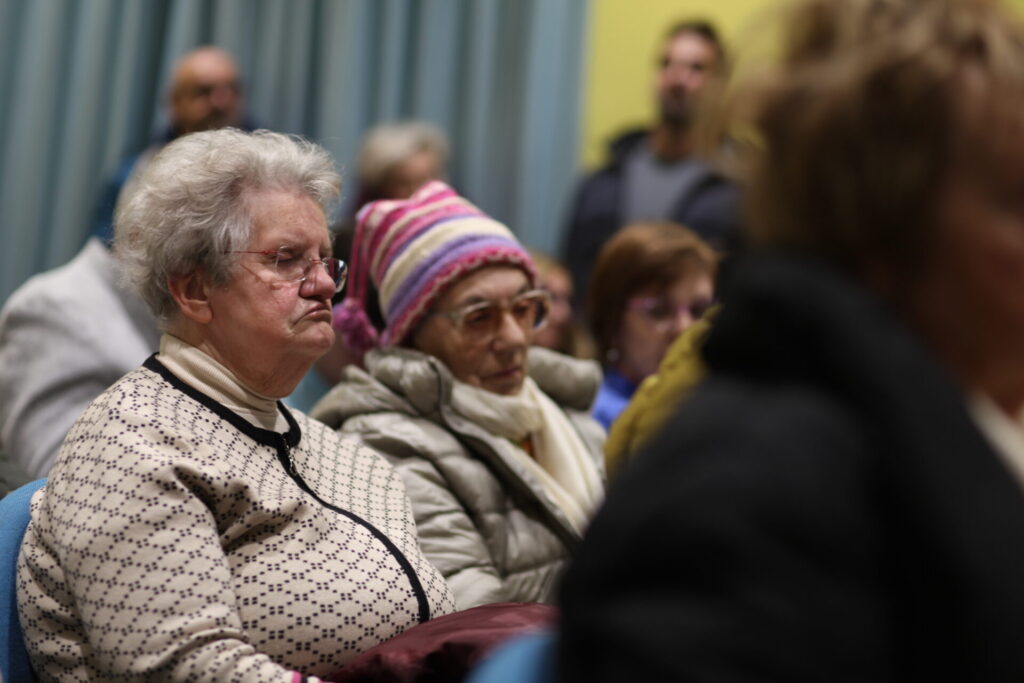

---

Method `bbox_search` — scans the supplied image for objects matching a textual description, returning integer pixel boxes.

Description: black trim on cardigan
[143,354,300,447]
[269,431,431,623]
[142,354,432,623]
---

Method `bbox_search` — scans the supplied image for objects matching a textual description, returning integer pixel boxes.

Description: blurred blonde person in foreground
[559,0,1024,680]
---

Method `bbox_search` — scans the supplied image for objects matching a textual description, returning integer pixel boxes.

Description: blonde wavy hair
[735,0,1024,282]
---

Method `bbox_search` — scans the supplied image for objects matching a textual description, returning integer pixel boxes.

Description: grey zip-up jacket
[311,346,606,609]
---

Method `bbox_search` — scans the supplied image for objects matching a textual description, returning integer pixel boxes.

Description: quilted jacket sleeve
[341,414,508,610]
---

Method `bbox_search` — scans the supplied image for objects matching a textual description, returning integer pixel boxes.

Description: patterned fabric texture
[16,356,454,682]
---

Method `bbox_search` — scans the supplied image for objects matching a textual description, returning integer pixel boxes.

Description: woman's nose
[209,83,237,110]
[668,309,694,336]
[301,262,337,299]
[493,310,529,349]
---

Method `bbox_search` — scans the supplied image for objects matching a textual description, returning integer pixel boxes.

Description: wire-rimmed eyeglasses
[428,289,551,342]
[228,246,348,293]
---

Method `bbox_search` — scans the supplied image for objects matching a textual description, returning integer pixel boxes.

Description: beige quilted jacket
[311,346,606,610]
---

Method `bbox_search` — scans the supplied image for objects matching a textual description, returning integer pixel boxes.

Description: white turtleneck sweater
[157,333,289,432]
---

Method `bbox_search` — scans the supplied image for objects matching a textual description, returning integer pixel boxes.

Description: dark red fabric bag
[330,602,557,683]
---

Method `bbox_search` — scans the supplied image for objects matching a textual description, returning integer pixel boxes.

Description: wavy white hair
[115,128,341,324]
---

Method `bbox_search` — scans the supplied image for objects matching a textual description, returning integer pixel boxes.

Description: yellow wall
[581,0,1024,169]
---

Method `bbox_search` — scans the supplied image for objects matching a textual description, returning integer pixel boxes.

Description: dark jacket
[561,129,742,299]
[558,253,1024,682]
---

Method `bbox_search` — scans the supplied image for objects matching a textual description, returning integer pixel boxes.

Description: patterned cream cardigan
[17,352,454,682]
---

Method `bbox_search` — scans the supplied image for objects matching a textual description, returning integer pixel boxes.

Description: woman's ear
[167,270,214,324]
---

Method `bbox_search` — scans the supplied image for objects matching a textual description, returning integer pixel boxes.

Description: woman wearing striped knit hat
[312,181,606,609]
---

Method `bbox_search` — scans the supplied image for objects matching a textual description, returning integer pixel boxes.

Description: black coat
[560,129,742,301]
[558,253,1024,682]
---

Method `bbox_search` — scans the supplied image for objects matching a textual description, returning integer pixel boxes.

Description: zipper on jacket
[279,436,299,480]
[142,356,434,623]
[273,434,431,624]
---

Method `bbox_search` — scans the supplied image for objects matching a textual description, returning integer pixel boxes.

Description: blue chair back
[464,630,556,683]
[0,478,45,682]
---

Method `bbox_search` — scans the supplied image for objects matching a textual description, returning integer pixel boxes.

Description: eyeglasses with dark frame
[227,246,348,293]
[428,289,551,342]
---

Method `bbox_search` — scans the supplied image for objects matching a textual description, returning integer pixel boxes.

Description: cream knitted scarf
[450,378,604,533]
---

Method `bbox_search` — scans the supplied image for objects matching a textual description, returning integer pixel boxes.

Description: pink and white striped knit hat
[333,181,536,355]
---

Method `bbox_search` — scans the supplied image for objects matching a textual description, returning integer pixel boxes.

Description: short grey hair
[357,121,449,190]
[115,128,341,323]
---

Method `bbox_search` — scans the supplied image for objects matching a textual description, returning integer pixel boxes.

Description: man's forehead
[175,50,239,84]
[661,32,719,62]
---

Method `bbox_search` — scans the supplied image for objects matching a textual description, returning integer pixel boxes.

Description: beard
[659,91,696,127]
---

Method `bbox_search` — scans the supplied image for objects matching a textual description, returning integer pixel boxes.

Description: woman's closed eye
[463,304,499,329]
[511,299,535,320]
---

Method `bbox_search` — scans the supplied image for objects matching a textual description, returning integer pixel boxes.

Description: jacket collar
[312,345,598,545]
[362,346,601,417]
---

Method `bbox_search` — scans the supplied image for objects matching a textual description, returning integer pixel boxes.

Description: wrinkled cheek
[293,319,336,350]
[313,323,336,349]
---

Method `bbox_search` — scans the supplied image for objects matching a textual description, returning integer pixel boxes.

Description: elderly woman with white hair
[16,129,454,682]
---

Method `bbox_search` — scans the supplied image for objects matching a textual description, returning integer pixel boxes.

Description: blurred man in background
[91,46,248,243]
[562,20,741,302]
[0,46,249,483]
